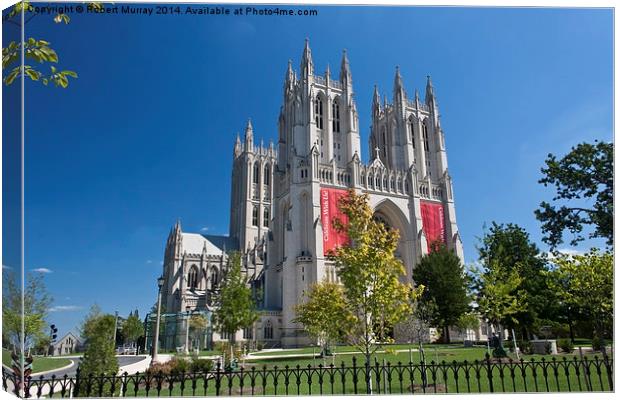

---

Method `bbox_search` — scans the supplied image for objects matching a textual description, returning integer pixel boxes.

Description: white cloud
[146,260,153,264]
[200,227,209,232]
[544,248,586,261]
[49,305,84,312]
[2,265,11,270]
[33,267,52,274]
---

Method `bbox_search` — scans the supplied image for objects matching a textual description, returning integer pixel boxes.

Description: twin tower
[229,40,463,346]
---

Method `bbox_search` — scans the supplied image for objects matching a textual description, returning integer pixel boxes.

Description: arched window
[409,117,416,149]
[252,205,259,226]
[263,208,270,227]
[210,267,218,290]
[264,164,270,186]
[422,121,429,152]
[188,265,199,290]
[264,320,273,339]
[332,98,340,133]
[314,95,324,129]
[253,162,260,184]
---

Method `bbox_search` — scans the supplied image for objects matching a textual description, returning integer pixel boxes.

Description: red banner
[320,188,349,255]
[420,201,446,252]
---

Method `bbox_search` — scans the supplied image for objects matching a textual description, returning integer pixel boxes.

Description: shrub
[190,357,213,373]
[592,336,603,351]
[557,338,574,353]
[170,357,191,375]
[517,340,532,355]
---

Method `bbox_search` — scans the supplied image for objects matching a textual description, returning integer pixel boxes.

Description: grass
[119,350,613,397]
[2,349,72,374]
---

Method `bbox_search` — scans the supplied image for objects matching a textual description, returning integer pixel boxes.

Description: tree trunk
[444,326,451,344]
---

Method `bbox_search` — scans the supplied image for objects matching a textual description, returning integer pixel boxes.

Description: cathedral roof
[181,233,238,256]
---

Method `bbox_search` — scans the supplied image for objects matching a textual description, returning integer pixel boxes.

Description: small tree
[293,281,349,356]
[402,294,437,362]
[412,243,470,343]
[473,260,528,355]
[78,306,119,395]
[329,190,423,368]
[212,252,259,360]
[121,313,144,349]
[548,249,612,349]
[189,314,208,351]
[455,312,480,343]
[2,271,52,352]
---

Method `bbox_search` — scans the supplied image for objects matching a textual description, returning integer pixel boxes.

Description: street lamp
[151,276,165,365]
[185,306,191,354]
[113,311,119,350]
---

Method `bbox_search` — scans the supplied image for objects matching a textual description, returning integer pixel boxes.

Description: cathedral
[157,40,465,349]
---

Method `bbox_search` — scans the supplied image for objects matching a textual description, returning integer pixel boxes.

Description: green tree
[412,243,470,343]
[535,141,613,249]
[189,314,208,351]
[121,312,144,348]
[473,260,528,352]
[212,252,259,355]
[78,305,119,395]
[2,1,81,87]
[548,249,613,345]
[293,281,349,355]
[329,190,423,366]
[2,271,53,351]
[456,312,480,343]
[477,222,560,339]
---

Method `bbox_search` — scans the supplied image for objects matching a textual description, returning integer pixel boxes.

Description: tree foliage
[548,249,613,339]
[2,271,53,351]
[189,314,208,350]
[293,281,349,352]
[79,305,119,390]
[473,259,528,344]
[412,243,469,343]
[2,1,82,87]
[476,222,559,338]
[535,141,613,249]
[121,313,144,345]
[329,189,423,361]
[212,252,259,346]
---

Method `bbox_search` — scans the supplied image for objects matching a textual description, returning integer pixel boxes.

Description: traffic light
[50,324,58,342]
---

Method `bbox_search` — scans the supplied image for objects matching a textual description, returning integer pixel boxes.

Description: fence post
[485,353,494,393]
[602,346,614,391]
[72,367,80,397]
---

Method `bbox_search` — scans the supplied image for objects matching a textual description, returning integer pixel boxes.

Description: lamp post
[113,311,119,350]
[151,276,165,365]
[185,306,191,354]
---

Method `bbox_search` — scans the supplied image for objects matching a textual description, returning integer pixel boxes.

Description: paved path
[4,356,148,378]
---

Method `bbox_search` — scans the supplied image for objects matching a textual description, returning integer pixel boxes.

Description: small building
[51,332,82,356]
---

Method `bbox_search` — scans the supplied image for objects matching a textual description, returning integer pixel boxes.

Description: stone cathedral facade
[159,40,465,348]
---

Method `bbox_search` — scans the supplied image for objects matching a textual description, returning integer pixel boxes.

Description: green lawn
[117,351,613,397]
[2,349,72,374]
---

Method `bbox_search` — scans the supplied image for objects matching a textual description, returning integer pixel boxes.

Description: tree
[121,312,144,348]
[212,252,259,355]
[412,244,470,343]
[329,190,423,366]
[2,271,53,352]
[189,314,208,351]
[78,305,119,394]
[473,260,528,352]
[455,312,480,343]
[2,1,82,87]
[548,250,613,345]
[401,294,437,362]
[477,222,560,339]
[535,141,613,249]
[293,281,349,355]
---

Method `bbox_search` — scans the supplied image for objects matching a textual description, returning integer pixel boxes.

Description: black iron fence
[2,354,613,398]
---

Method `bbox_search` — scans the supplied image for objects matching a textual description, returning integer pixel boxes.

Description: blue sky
[2,4,613,338]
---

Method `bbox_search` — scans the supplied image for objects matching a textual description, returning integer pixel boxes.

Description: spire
[394,66,404,93]
[372,84,381,112]
[234,132,242,156]
[174,219,182,234]
[286,59,293,82]
[425,74,434,104]
[325,63,330,78]
[301,38,313,77]
[340,49,351,84]
[244,119,253,151]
